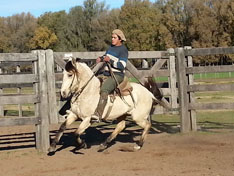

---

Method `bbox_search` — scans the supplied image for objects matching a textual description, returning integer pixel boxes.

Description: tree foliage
[28,26,57,49]
[0,0,233,64]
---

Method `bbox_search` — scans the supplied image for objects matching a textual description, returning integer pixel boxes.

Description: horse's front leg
[73,116,92,149]
[48,111,77,154]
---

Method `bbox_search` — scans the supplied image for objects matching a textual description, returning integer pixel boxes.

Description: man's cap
[112,29,126,41]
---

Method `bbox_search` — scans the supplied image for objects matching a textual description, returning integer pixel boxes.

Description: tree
[0,17,10,52]
[159,0,192,47]
[3,13,37,52]
[38,11,69,51]
[28,26,57,49]
[119,0,169,51]
[82,0,108,51]
[188,0,233,64]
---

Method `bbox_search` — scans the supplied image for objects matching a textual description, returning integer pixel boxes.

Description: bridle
[68,64,99,104]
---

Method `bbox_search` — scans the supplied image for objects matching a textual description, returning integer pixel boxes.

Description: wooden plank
[0,94,39,105]
[0,74,38,84]
[54,51,105,60]
[16,66,22,117]
[46,49,58,124]
[186,65,234,74]
[168,48,178,114]
[138,70,170,77]
[0,53,37,62]
[129,51,167,59]
[188,84,234,92]
[31,51,41,151]
[151,59,167,70]
[126,61,145,83]
[161,88,177,96]
[0,117,40,127]
[54,55,66,69]
[176,48,191,133]
[54,51,167,60]
[189,103,234,110]
[186,46,197,131]
[36,50,50,152]
[185,46,234,56]
[0,63,3,116]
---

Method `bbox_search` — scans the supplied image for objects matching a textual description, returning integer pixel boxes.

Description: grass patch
[151,111,234,132]
[3,110,35,117]
[194,72,234,79]
[195,91,234,103]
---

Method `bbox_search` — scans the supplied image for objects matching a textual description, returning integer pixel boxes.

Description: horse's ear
[76,58,81,62]
[71,57,77,67]
[65,57,76,72]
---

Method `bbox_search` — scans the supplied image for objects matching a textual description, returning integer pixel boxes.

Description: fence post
[168,48,178,114]
[185,46,197,131]
[175,48,191,132]
[35,50,50,152]
[0,62,3,117]
[45,49,58,124]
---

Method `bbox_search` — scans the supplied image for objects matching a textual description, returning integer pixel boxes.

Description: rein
[71,62,99,104]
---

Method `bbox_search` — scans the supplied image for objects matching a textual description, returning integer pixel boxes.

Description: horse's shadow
[49,118,179,155]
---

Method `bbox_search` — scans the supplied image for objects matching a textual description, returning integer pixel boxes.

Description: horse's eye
[67,74,73,78]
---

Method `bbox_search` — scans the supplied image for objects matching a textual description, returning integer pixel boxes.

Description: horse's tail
[144,77,170,109]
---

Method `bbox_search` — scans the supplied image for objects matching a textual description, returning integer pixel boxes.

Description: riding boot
[92,92,108,122]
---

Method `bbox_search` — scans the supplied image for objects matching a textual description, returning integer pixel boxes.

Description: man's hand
[103,56,110,62]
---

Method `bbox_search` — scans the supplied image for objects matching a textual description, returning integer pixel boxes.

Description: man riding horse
[92,29,128,122]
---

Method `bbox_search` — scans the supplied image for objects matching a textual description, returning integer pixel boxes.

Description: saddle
[98,76,133,96]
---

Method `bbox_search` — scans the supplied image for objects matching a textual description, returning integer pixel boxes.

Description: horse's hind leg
[134,116,151,151]
[98,116,126,152]
[48,111,77,153]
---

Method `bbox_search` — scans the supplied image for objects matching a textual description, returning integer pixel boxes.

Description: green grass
[152,111,234,132]
[130,72,234,83]
[195,91,234,103]
[3,110,35,117]
[194,72,234,79]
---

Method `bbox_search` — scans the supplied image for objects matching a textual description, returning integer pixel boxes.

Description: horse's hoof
[80,142,87,149]
[133,145,141,151]
[48,146,55,153]
[97,143,107,152]
[47,147,56,156]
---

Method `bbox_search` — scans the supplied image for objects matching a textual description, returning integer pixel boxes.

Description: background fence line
[0,46,234,151]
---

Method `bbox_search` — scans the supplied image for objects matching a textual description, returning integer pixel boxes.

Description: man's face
[111,34,121,46]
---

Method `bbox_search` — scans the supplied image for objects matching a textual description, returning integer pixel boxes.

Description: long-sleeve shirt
[103,44,128,77]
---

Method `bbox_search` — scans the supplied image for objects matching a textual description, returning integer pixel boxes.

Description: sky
[0,0,128,17]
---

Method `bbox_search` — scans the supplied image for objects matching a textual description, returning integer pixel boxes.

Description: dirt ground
[0,121,234,176]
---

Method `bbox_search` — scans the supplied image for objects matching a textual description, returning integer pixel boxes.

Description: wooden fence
[176,46,234,132]
[0,46,234,152]
[0,50,57,152]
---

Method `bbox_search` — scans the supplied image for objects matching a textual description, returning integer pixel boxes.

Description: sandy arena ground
[0,120,234,176]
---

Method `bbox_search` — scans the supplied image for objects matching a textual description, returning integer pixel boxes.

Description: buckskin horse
[48,57,167,154]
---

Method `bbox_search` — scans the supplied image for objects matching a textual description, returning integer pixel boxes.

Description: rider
[92,29,128,121]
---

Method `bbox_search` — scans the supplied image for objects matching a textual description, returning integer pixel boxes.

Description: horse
[48,57,166,154]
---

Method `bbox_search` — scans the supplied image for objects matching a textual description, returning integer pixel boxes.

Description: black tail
[144,77,163,101]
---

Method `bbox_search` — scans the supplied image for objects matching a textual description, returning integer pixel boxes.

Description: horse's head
[61,57,80,98]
